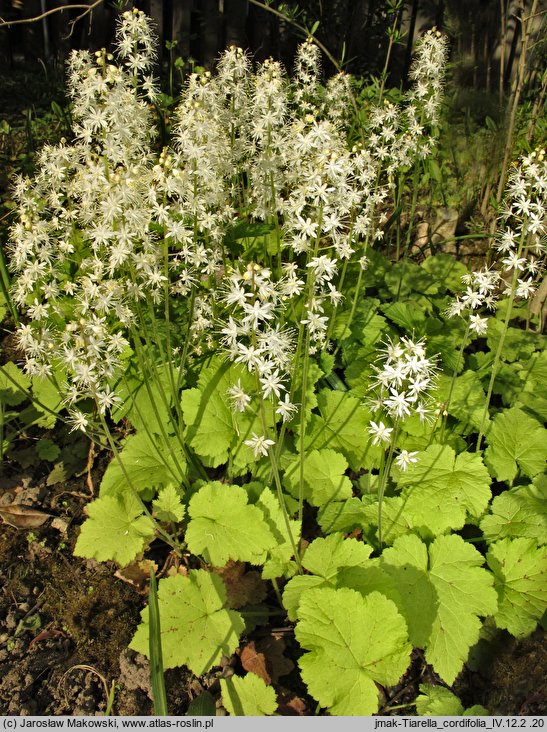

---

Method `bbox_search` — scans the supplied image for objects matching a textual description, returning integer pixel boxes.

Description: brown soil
[0,469,196,716]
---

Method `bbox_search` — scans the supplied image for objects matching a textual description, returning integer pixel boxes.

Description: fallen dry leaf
[257,633,294,682]
[51,517,69,534]
[214,561,267,609]
[239,634,295,685]
[240,641,271,683]
[115,559,158,594]
[0,504,51,529]
[276,687,307,716]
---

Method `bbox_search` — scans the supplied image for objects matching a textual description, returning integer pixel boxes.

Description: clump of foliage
[2,9,546,716]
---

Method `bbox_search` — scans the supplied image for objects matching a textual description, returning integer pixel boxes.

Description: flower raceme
[368,335,439,470]
[8,11,449,435]
[370,336,438,423]
[447,150,546,336]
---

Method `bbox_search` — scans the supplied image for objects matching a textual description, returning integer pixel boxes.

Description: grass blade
[149,568,168,715]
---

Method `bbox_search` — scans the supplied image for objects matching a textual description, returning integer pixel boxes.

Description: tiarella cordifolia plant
[9,16,448,426]
[447,150,546,333]
[367,334,439,544]
[9,10,162,428]
[444,149,546,448]
[5,12,547,717]
[475,148,546,449]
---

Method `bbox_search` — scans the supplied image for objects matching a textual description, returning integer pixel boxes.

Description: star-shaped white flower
[244,433,275,458]
[368,420,393,445]
[395,449,419,471]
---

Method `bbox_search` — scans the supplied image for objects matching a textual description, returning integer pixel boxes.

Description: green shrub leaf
[130,570,244,673]
[480,485,547,544]
[220,674,278,716]
[74,492,155,566]
[186,481,276,566]
[100,431,186,501]
[396,445,491,537]
[284,448,353,506]
[484,408,547,482]
[486,538,547,638]
[295,588,411,715]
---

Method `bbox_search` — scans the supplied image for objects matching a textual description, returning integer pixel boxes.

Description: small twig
[0,1,104,29]
[85,439,95,496]
[521,7,547,21]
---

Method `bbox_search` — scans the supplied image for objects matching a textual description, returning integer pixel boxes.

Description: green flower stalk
[475,149,546,451]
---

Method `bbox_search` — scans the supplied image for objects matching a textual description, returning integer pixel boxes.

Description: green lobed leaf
[486,538,547,638]
[74,492,155,566]
[381,300,426,333]
[28,372,65,428]
[112,361,175,434]
[186,482,277,566]
[291,361,324,425]
[152,484,185,523]
[299,389,381,470]
[493,362,527,407]
[36,438,61,462]
[186,691,216,716]
[436,370,489,433]
[415,684,488,716]
[484,408,547,483]
[384,260,438,297]
[255,487,300,580]
[220,674,278,716]
[380,534,498,685]
[130,570,244,674]
[360,496,415,546]
[180,359,234,467]
[426,535,498,683]
[395,444,491,538]
[486,319,545,364]
[100,431,186,501]
[415,684,465,716]
[283,533,372,620]
[517,385,547,422]
[516,350,547,422]
[334,297,387,356]
[339,536,437,649]
[343,354,374,396]
[317,497,370,535]
[283,448,353,507]
[421,253,468,293]
[295,588,412,715]
[428,325,467,373]
[0,362,31,406]
[180,358,276,470]
[480,485,547,544]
